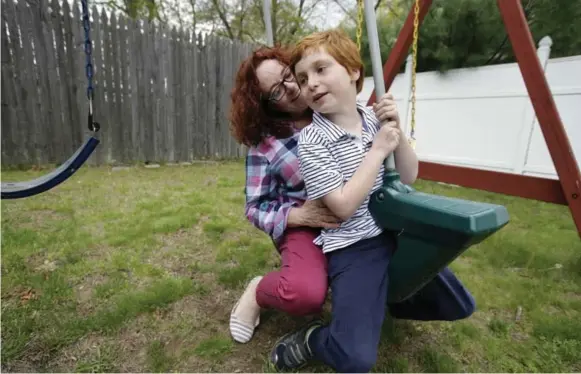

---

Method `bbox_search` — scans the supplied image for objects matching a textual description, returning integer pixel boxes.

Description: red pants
[256,227,328,316]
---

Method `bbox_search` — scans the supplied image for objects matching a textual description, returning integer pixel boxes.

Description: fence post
[512,35,553,174]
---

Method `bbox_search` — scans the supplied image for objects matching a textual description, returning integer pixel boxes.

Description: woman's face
[256,59,308,115]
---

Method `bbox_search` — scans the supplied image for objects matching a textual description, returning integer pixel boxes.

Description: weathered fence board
[41,0,60,163]
[1,0,256,167]
[47,0,65,163]
[62,0,82,157]
[2,10,15,163]
[71,2,86,151]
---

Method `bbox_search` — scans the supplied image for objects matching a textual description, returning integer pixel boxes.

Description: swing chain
[81,0,100,132]
[408,0,419,149]
[356,0,364,51]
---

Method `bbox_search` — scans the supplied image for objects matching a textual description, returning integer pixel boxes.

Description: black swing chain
[81,0,100,132]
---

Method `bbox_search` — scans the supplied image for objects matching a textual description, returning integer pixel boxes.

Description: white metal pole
[263,0,274,46]
[363,0,395,170]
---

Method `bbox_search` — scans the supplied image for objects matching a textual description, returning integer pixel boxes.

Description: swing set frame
[366,0,581,237]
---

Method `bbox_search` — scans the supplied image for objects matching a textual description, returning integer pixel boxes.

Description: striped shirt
[244,130,307,245]
[297,102,384,253]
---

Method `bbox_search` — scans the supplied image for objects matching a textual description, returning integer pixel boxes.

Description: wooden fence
[1,0,256,167]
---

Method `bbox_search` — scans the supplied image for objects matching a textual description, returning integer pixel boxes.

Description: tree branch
[485,0,535,65]
[237,0,250,39]
[242,29,261,44]
[330,0,356,23]
[288,0,307,36]
[188,0,198,30]
[211,0,235,39]
[95,0,128,16]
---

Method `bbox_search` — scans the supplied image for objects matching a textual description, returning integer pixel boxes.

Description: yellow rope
[356,0,364,52]
[409,0,420,150]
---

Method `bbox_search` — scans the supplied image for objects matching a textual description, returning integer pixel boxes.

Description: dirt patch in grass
[73,273,110,315]
[76,244,118,265]
[24,249,51,270]
[16,209,70,230]
[111,316,161,372]
[1,284,40,307]
[148,295,232,372]
[46,333,111,372]
[62,287,264,372]
[47,267,283,372]
[1,358,40,373]
[151,227,218,282]
[2,335,55,372]
[82,220,107,240]
[77,278,324,372]
[565,292,581,300]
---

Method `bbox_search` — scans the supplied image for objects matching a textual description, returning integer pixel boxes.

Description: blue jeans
[308,231,475,373]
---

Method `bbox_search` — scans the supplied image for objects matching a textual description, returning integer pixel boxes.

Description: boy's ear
[350,68,361,84]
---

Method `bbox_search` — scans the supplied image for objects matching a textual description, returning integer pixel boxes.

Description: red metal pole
[497,0,581,237]
[366,0,433,106]
[419,162,567,205]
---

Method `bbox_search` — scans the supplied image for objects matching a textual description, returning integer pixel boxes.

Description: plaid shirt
[244,130,307,243]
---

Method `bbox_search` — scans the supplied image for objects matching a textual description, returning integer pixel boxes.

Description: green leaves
[344,0,581,73]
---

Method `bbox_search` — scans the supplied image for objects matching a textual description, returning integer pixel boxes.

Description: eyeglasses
[267,67,300,103]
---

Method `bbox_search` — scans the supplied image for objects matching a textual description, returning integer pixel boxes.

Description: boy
[269,29,475,373]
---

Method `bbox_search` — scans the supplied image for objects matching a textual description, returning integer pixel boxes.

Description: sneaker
[270,319,323,371]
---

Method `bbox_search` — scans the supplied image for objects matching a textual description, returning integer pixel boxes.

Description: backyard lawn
[1,161,580,372]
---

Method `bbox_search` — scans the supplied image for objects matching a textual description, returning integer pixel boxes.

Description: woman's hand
[288,199,342,229]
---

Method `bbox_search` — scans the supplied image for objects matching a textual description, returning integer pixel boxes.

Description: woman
[228,45,341,343]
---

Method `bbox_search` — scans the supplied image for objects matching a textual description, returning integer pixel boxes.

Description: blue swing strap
[1,136,100,199]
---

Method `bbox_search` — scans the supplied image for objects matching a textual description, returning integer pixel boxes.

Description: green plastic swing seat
[369,171,509,303]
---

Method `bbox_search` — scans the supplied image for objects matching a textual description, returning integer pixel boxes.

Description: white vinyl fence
[358,36,581,180]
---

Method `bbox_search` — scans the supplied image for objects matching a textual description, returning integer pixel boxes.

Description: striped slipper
[229,276,263,343]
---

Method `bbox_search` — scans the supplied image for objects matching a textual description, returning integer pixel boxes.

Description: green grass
[2,161,580,372]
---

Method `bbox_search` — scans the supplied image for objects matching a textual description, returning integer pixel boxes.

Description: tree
[187,0,336,44]
[338,0,408,76]
[109,0,341,45]
[97,0,162,21]
[341,0,581,74]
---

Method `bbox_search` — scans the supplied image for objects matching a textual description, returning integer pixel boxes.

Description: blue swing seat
[1,136,100,199]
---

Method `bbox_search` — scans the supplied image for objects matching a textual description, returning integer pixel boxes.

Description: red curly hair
[229,45,305,147]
